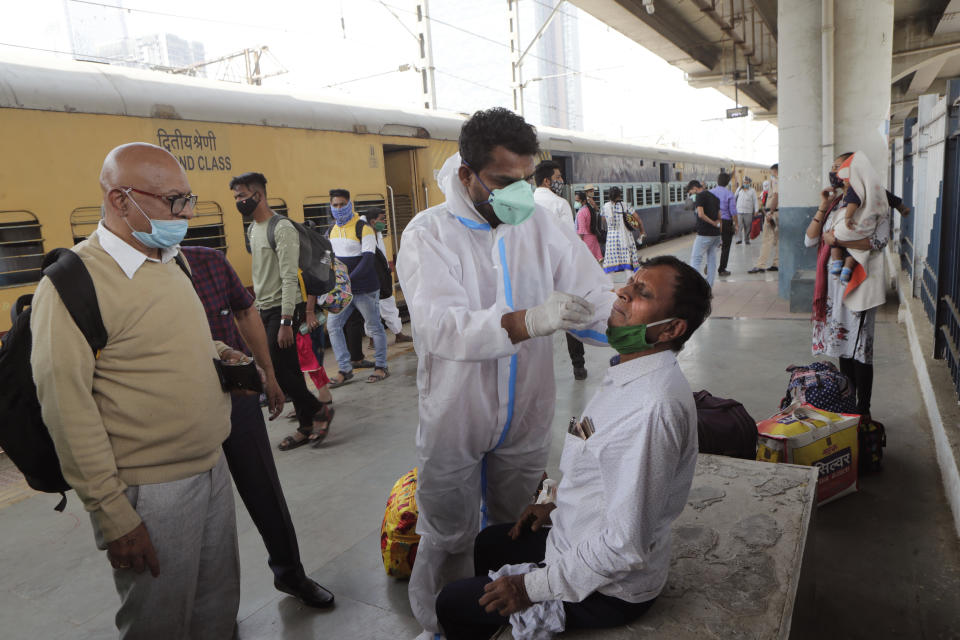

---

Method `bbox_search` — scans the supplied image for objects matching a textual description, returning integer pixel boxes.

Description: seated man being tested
[436,255,712,640]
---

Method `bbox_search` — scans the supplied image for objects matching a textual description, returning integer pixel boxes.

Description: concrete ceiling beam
[750,0,777,40]
[935,0,960,35]
[615,0,721,69]
[906,55,949,95]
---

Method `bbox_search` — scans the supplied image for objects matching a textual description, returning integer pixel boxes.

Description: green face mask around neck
[605,317,676,355]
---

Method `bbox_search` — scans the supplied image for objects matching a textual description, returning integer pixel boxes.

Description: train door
[382,145,424,263]
[659,161,670,236]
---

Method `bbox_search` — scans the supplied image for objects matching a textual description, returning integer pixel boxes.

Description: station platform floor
[1,235,958,639]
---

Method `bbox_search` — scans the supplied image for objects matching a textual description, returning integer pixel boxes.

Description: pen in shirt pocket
[580,416,596,439]
[568,416,586,440]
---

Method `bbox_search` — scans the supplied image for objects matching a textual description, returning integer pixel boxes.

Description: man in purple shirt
[182,246,336,609]
[710,173,737,277]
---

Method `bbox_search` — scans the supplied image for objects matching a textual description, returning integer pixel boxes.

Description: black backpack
[588,203,607,244]
[354,219,394,300]
[693,390,758,460]
[0,249,107,511]
[265,214,336,297]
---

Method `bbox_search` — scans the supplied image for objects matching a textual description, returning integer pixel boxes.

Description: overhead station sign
[726,106,749,119]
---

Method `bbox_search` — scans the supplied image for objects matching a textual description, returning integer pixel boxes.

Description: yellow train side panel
[0,109,454,330]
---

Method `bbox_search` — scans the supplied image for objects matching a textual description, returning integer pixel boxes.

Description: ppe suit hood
[437,152,491,227]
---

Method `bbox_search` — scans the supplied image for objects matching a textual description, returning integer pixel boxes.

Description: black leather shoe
[747,268,764,274]
[767,266,779,272]
[275,577,335,608]
[718,270,731,276]
[573,367,588,381]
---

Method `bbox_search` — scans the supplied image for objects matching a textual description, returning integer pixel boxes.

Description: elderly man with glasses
[30,142,242,639]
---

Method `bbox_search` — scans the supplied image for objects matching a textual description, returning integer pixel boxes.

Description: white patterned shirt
[523,350,698,604]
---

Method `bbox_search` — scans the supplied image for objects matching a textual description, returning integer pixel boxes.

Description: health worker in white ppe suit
[396,107,616,636]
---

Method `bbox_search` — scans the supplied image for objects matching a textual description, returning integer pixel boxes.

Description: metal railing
[930,78,960,398]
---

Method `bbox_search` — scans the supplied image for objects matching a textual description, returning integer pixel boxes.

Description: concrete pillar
[833,0,894,178]
[778,0,894,305]
[777,0,822,304]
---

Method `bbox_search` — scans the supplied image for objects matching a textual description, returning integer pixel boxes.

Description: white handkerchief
[489,563,565,640]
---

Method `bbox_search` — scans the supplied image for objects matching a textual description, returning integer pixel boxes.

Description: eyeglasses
[120,186,198,215]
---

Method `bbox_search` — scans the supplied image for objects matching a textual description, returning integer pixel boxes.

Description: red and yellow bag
[756,403,859,505]
[380,468,420,578]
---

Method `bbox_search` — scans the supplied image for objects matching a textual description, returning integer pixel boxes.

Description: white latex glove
[524,292,595,338]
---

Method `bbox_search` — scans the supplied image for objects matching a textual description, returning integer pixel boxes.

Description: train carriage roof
[0,53,767,170]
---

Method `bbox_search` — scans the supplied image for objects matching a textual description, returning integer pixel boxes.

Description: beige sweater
[30,233,231,542]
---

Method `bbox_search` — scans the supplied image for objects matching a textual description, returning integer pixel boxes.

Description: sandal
[366,367,389,383]
[285,410,298,421]
[328,371,354,389]
[278,430,312,451]
[308,405,335,448]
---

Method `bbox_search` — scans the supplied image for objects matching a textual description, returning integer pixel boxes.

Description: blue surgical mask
[331,201,354,226]
[123,191,189,249]
[469,166,536,226]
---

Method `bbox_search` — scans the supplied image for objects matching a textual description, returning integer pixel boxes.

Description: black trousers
[344,309,365,362]
[222,394,305,585]
[436,524,656,640]
[839,356,874,415]
[260,307,321,430]
[565,333,585,369]
[719,218,735,272]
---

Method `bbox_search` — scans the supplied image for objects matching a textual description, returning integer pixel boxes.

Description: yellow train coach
[0,54,767,331]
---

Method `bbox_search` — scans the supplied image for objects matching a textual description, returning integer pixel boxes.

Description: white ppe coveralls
[396,153,616,632]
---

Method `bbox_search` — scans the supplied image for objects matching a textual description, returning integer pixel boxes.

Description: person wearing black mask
[229,172,333,449]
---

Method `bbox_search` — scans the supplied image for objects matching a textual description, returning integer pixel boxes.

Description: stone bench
[494,454,818,639]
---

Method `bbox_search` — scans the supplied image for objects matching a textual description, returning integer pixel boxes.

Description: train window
[653,186,662,205]
[69,202,225,253]
[0,210,44,288]
[626,187,635,207]
[243,198,287,252]
[182,201,227,251]
[70,206,102,244]
[304,194,389,245]
[355,195,388,234]
[269,198,288,217]
[645,186,654,206]
[303,197,332,236]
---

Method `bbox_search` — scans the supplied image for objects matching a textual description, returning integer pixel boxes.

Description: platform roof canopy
[569,0,960,134]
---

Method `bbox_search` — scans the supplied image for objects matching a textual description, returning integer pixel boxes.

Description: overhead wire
[433,69,558,114]
[371,0,593,80]
[0,41,171,69]
[67,0,302,33]
[65,0,598,99]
